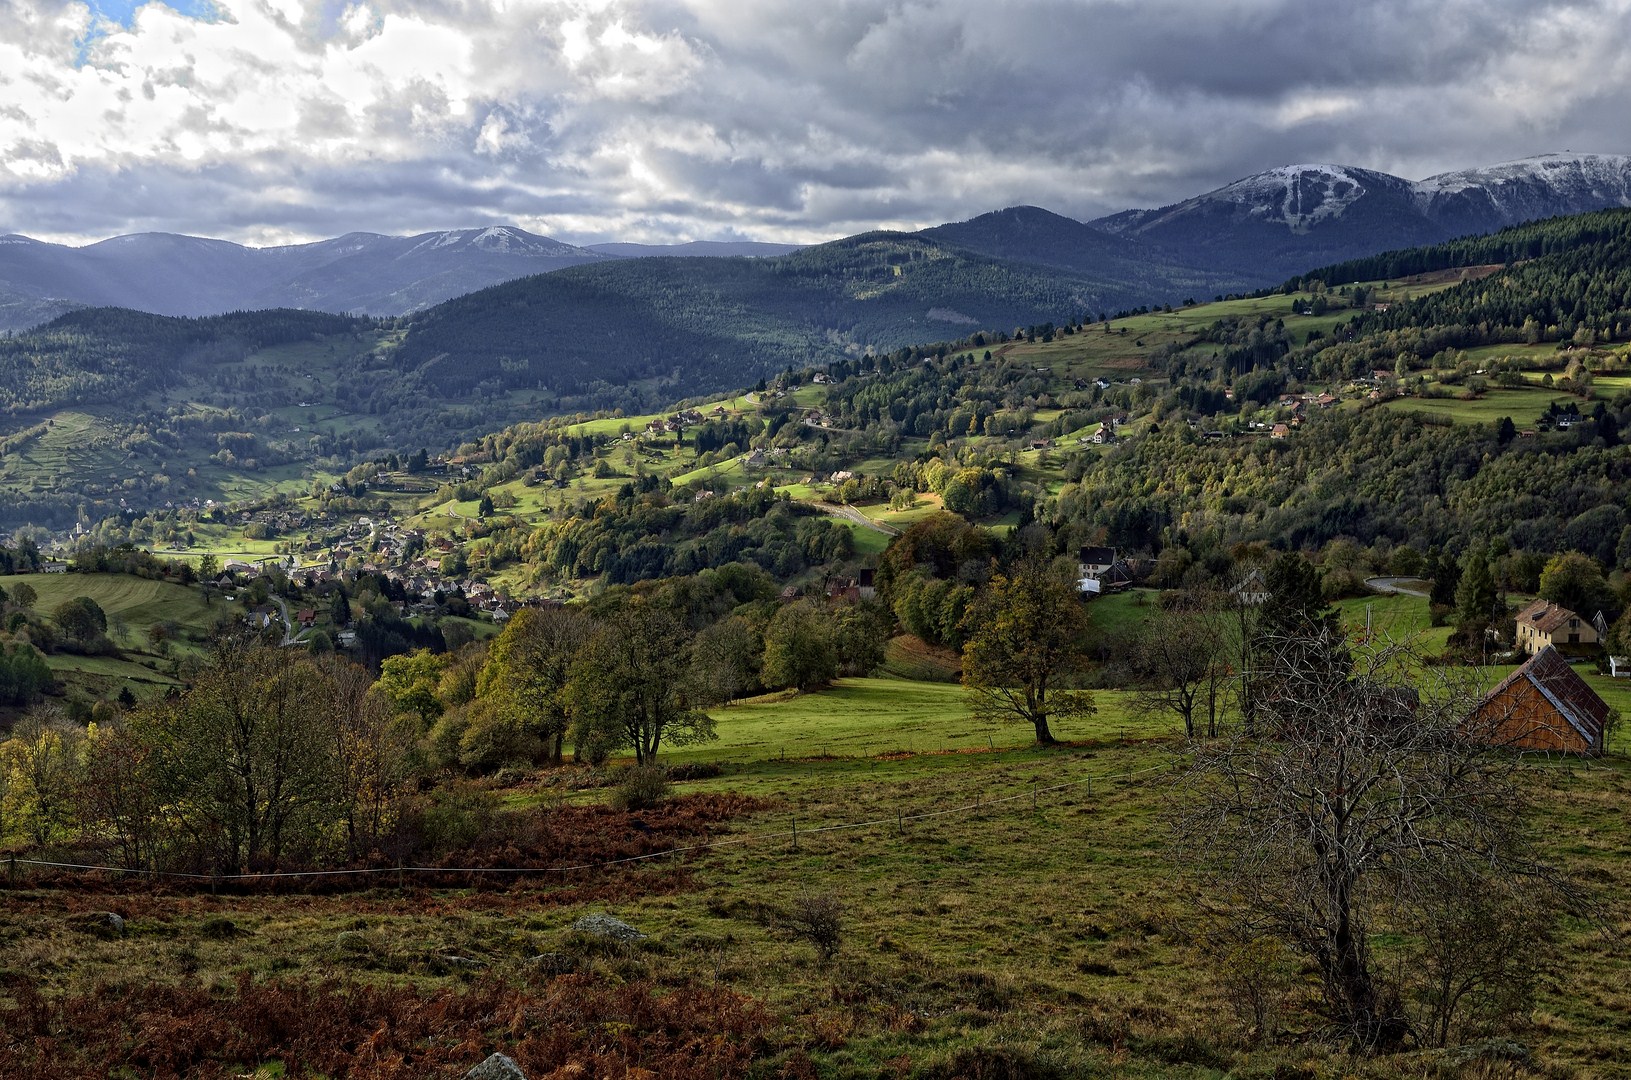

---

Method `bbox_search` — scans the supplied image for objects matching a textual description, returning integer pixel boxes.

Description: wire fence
[3,759,1174,887]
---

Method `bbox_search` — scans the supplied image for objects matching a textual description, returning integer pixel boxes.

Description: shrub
[610,765,670,811]
[785,890,844,962]
[402,783,499,855]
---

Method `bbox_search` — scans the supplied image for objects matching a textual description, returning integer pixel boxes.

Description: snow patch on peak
[473,226,515,249]
[1212,164,1388,228]
[1411,153,1631,223]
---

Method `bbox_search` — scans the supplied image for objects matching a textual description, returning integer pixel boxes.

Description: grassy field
[4,666,1628,1078]
[9,572,218,632]
[4,572,230,706]
[1381,385,1578,425]
[678,678,1152,766]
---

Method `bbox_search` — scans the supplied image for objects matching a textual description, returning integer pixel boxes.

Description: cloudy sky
[3,0,1628,247]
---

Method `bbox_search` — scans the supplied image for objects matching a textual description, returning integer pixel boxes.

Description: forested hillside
[1296,206,1631,290]
[392,230,1223,404]
[0,307,371,416]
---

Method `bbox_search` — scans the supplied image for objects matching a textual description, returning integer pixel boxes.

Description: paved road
[268,593,315,647]
[819,502,900,536]
[1365,577,1430,597]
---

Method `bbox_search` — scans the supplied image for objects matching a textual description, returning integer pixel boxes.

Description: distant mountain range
[0,228,810,333]
[3,153,1628,336]
[1091,153,1631,279]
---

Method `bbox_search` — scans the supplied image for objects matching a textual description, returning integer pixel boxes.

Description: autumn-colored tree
[960,555,1093,745]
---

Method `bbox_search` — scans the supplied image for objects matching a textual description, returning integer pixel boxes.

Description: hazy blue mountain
[0,226,614,332]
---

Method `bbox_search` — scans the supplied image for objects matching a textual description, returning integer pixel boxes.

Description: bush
[402,783,499,855]
[784,890,844,962]
[610,765,671,811]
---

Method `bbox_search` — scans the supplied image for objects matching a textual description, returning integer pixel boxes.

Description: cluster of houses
[643,406,719,436]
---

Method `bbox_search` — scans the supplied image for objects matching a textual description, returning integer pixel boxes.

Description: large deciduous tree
[54,595,108,650]
[761,600,839,692]
[567,605,716,765]
[478,605,593,764]
[960,554,1093,746]
[131,637,342,873]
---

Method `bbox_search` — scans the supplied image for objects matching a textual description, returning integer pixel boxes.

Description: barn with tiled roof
[1469,646,1612,754]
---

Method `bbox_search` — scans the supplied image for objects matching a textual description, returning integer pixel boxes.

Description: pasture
[5,662,1629,1078]
[8,571,217,633]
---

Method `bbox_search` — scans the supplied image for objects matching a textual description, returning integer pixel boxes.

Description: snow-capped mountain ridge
[1411,153,1631,229]
[1088,152,1631,279]
[1205,164,1412,230]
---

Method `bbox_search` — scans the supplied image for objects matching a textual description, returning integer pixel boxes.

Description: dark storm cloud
[2,0,1626,245]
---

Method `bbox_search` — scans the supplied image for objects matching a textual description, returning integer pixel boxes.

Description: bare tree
[1175,635,1570,1050]
[1131,593,1231,738]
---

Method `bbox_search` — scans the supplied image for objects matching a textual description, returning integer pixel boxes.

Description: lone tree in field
[567,604,716,765]
[960,553,1093,745]
[1176,637,1569,1050]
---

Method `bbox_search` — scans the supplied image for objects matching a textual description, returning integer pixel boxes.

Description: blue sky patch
[75,1,220,66]
[87,0,219,29]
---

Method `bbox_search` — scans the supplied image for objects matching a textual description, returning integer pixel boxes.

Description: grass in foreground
[3,665,1628,1078]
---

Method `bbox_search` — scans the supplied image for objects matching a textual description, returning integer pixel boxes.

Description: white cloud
[2,0,1629,245]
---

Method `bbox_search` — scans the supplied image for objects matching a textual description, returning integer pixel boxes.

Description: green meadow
[8,572,219,632]
[7,658,1629,1078]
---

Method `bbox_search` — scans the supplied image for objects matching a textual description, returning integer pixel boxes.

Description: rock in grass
[68,911,125,938]
[467,1052,527,1080]
[570,913,646,943]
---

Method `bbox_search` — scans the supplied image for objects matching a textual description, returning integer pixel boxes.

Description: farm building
[1468,646,1611,755]
[1513,598,1598,655]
